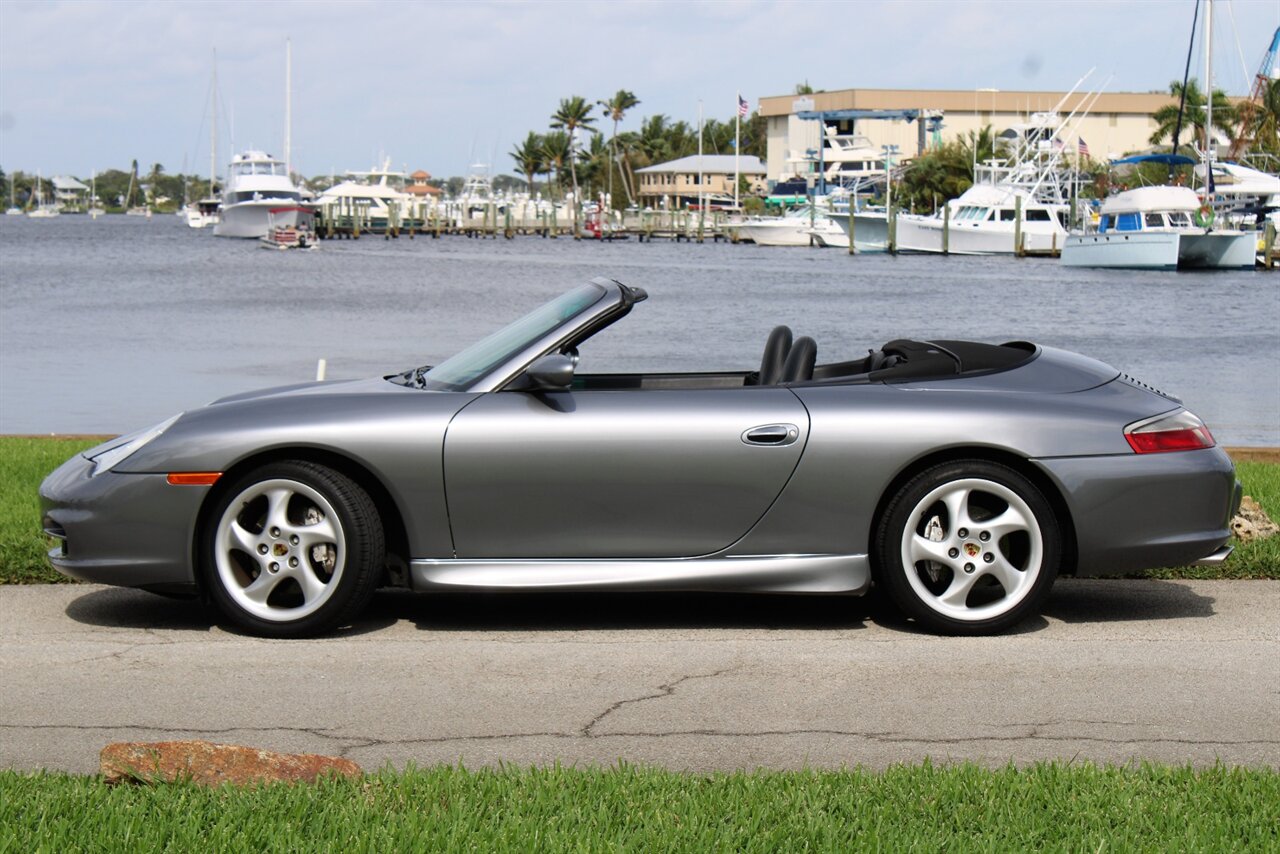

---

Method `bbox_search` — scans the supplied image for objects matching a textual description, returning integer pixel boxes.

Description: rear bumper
[39,453,204,589]
[1034,446,1239,576]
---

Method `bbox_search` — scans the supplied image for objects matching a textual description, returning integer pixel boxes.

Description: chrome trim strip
[1191,545,1233,567]
[409,553,870,594]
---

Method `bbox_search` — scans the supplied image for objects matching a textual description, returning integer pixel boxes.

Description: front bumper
[39,453,208,590]
[1034,446,1240,576]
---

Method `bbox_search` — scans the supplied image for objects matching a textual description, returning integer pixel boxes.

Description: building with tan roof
[759,87,1178,183]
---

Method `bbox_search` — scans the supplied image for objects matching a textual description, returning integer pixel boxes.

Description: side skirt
[409,553,870,595]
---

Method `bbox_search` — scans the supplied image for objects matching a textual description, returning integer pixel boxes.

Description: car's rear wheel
[203,461,384,638]
[874,460,1060,635]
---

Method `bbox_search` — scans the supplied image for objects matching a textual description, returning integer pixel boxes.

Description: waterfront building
[50,175,89,211]
[636,154,766,209]
[405,170,442,200]
[760,88,1178,185]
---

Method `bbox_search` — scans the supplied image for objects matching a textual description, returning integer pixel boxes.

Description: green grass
[1,763,1277,851]
[1,437,1277,584]
[0,437,99,583]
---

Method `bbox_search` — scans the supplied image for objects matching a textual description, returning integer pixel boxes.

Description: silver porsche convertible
[40,278,1240,637]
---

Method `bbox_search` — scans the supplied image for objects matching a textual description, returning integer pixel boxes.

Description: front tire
[202,461,384,638]
[874,460,1060,635]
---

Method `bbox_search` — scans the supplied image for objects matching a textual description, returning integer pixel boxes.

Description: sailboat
[88,171,104,218]
[124,161,151,217]
[188,49,222,229]
[5,173,21,215]
[1060,0,1254,269]
[27,171,61,218]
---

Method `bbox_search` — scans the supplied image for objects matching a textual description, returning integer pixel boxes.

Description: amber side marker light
[1124,410,1215,454]
[167,472,222,486]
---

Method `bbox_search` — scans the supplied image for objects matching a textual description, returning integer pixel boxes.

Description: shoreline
[7,435,1279,464]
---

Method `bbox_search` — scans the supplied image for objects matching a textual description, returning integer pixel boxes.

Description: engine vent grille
[1120,373,1179,402]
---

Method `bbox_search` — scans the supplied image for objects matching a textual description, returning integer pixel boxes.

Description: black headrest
[759,325,793,385]
[781,336,817,383]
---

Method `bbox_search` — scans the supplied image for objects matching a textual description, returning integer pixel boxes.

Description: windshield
[416,283,608,391]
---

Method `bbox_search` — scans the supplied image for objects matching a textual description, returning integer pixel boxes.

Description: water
[1,214,1277,444]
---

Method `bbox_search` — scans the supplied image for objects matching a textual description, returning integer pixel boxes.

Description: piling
[942,204,950,255]
[1014,196,1023,257]
[847,207,855,255]
[1266,221,1276,270]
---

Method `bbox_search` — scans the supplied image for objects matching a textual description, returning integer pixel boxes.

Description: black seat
[781,336,817,383]
[758,325,793,385]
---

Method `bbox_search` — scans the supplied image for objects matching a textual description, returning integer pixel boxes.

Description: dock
[314,203,739,243]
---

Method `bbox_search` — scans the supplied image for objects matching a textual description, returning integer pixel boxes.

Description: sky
[2,0,1278,181]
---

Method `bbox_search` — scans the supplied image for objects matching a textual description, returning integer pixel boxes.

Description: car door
[443,387,810,558]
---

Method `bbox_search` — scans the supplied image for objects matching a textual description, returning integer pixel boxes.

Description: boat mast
[1203,0,1213,199]
[285,38,292,180]
[211,49,218,197]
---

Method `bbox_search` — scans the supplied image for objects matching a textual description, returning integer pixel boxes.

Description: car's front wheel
[203,461,384,638]
[874,460,1060,635]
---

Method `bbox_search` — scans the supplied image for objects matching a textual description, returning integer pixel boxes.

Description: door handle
[742,424,800,446]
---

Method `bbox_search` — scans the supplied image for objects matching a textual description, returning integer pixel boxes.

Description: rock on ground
[1231,496,1279,543]
[100,740,361,786]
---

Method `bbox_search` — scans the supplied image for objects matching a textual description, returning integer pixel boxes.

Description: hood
[211,377,420,406]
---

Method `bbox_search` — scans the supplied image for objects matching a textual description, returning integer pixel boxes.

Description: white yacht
[315,159,414,230]
[213,150,306,239]
[185,199,221,229]
[825,206,891,252]
[1061,185,1255,269]
[1201,161,1280,226]
[894,183,1068,254]
[735,205,846,247]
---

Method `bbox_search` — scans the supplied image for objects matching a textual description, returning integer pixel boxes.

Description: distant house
[51,176,89,210]
[635,155,766,209]
[405,170,441,199]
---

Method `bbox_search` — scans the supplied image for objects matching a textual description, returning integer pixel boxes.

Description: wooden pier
[314,202,738,243]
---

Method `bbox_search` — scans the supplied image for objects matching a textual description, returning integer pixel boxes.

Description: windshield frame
[409,278,637,393]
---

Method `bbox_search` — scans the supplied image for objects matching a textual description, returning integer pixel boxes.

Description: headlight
[86,414,183,476]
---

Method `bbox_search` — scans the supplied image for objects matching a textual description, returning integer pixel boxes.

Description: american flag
[1078,137,1090,158]
[738,94,750,117]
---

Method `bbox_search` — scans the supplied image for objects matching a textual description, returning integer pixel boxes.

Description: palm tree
[1149,78,1239,154]
[541,131,571,199]
[550,96,596,201]
[1242,78,1280,157]
[598,89,640,206]
[509,132,545,195]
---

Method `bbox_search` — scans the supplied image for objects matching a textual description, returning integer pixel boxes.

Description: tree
[1148,78,1239,153]
[509,132,545,198]
[1242,78,1280,157]
[550,96,596,201]
[895,126,999,213]
[541,131,571,198]
[794,81,815,95]
[598,89,640,206]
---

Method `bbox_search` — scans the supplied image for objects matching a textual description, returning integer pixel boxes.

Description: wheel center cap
[272,543,289,557]
[963,542,981,558]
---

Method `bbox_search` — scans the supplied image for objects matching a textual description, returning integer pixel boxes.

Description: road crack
[580,667,737,737]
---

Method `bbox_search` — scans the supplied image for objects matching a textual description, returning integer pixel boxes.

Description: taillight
[1124,410,1215,454]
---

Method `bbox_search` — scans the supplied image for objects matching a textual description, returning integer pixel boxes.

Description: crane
[1227,26,1280,160]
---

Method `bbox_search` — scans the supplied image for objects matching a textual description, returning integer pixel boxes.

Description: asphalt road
[1,579,1277,774]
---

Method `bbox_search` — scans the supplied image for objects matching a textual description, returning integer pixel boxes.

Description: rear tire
[874,460,1060,635]
[202,461,384,638]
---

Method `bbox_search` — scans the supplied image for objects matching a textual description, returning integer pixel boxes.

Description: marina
[0,213,1276,446]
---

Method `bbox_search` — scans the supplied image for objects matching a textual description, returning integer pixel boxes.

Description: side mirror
[520,353,575,391]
